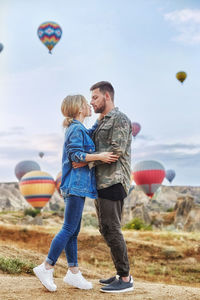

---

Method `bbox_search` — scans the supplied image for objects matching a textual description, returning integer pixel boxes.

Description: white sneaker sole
[100,286,134,293]
[63,278,93,290]
[33,267,57,292]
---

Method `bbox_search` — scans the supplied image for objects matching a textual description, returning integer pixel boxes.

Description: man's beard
[95,97,106,113]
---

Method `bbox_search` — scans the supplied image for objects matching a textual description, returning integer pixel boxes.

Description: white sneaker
[63,269,93,290]
[33,263,57,292]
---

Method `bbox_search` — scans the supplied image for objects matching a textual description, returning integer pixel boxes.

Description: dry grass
[0,212,200,288]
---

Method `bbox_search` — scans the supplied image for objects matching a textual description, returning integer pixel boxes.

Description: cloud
[132,141,200,168]
[135,134,155,141]
[164,9,200,44]
[0,131,63,166]
[0,127,25,137]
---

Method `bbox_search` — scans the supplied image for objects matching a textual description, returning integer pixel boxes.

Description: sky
[0,0,200,185]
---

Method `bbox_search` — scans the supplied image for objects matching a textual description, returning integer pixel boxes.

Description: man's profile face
[90,88,106,113]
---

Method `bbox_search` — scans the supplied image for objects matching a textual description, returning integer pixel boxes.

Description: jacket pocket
[97,123,113,142]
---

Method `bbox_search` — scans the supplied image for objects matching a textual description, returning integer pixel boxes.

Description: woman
[33,95,118,292]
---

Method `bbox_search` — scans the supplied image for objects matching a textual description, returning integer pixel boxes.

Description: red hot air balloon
[132,160,165,198]
[131,122,141,138]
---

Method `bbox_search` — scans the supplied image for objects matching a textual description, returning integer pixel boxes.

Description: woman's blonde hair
[61,95,87,127]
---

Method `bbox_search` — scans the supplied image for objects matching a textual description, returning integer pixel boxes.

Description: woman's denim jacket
[60,120,98,199]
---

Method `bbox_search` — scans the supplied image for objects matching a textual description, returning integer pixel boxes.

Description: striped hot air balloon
[15,160,41,181]
[55,171,62,195]
[132,160,165,198]
[37,21,62,54]
[19,170,55,209]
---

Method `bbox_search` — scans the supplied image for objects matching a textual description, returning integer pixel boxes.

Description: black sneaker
[100,276,134,293]
[99,275,119,286]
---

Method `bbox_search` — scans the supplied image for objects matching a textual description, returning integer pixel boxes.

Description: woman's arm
[85,152,119,163]
[67,127,118,164]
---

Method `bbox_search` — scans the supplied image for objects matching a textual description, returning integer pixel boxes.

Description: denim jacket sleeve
[66,128,87,162]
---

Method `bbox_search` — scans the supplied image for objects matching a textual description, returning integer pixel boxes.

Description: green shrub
[82,213,98,228]
[24,208,40,218]
[0,257,36,274]
[166,207,174,212]
[123,217,152,231]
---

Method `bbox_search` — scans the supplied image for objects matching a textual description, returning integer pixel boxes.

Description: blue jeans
[46,195,85,267]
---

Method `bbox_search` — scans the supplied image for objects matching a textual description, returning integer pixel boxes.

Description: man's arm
[92,116,131,163]
[67,128,118,165]
[109,116,131,156]
[72,116,130,168]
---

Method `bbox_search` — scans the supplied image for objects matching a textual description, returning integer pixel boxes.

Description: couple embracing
[33,81,134,293]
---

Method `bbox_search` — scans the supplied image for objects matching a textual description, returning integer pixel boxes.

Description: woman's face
[87,103,92,117]
[82,102,92,117]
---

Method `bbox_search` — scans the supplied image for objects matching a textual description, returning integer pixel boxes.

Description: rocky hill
[0,182,96,212]
[0,182,200,212]
[123,185,200,231]
[0,182,200,231]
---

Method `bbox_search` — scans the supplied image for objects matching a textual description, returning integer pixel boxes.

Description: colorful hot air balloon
[15,160,41,181]
[165,169,176,183]
[132,160,165,198]
[132,122,141,138]
[19,170,55,209]
[55,171,62,195]
[38,152,44,158]
[0,43,3,53]
[176,71,187,84]
[37,22,62,54]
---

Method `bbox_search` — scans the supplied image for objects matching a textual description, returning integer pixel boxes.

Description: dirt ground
[0,274,200,300]
[0,213,200,299]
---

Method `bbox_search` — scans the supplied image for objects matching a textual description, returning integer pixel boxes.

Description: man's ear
[105,91,110,101]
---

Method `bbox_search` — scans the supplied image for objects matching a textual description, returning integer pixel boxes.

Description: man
[90,81,133,293]
[73,81,133,293]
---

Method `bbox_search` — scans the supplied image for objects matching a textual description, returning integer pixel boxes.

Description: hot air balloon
[38,152,44,158]
[0,43,3,53]
[176,71,187,84]
[132,122,141,138]
[165,169,176,183]
[37,22,62,54]
[55,171,62,195]
[19,170,55,209]
[132,160,165,198]
[15,160,41,181]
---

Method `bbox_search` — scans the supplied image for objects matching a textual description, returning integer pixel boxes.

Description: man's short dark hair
[90,81,114,101]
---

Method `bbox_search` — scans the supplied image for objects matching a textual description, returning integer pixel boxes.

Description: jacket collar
[70,119,88,132]
[104,107,119,119]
